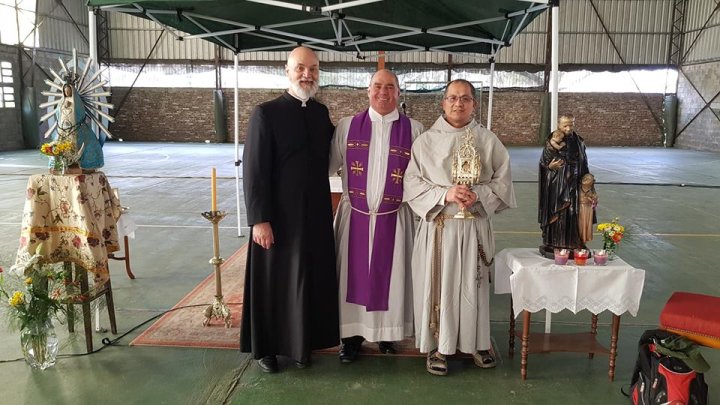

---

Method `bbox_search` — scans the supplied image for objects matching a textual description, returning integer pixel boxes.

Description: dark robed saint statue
[241,47,339,372]
[538,114,594,258]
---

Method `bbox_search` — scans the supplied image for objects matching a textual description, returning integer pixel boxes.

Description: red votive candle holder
[594,250,608,266]
[574,249,589,266]
[554,248,570,265]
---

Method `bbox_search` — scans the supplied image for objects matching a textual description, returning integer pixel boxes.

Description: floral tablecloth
[15,172,121,285]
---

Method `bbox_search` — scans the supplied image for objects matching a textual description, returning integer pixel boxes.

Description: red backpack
[627,329,708,405]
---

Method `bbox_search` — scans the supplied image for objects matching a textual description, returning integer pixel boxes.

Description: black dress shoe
[378,341,397,354]
[295,356,311,369]
[338,342,361,364]
[257,356,278,373]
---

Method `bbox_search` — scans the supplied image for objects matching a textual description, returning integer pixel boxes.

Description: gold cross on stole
[351,161,364,176]
[391,168,404,184]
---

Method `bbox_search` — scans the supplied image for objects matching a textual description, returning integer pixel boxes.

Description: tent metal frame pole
[184,27,257,40]
[184,14,237,51]
[546,1,559,335]
[89,6,107,331]
[486,18,510,131]
[88,9,98,69]
[488,57,495,130]
[88,8,99,136]
[234,53,243,237]
[184,11,255,28]
[550,3,559,132]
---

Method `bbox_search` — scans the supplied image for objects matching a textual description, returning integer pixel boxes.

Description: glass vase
[603,241,617,261]
[49,157,66,175]
[20,319,59,370]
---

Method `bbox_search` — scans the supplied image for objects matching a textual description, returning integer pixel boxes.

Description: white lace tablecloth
[494,248,645,317]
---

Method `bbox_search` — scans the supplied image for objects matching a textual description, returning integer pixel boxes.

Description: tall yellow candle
[211,167,217,211]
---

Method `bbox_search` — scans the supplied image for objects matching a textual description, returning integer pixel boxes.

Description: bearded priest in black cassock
[241,47,339,373]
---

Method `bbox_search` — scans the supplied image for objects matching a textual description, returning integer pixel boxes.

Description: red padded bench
[660,292,720,348]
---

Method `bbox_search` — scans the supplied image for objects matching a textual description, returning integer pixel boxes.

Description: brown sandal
[473,349,496,369]
[426,349,448,376]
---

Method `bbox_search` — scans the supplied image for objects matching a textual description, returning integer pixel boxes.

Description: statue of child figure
[549,129,567,155]
[578,173,598,244]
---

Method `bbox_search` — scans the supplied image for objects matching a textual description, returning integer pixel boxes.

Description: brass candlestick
[201,210,231,328]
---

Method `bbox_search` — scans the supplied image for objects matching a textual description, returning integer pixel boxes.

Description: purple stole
[345,110,412,311]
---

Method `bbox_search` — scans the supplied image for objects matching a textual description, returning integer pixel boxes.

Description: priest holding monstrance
[404,79,516,376]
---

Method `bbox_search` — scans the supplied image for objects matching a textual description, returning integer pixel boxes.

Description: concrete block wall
[560,93,664,146]
[0,44,23,151]
[0,43,708,152]
[675,61,720,152]
[110,87,663,147]
[111,87,223,142]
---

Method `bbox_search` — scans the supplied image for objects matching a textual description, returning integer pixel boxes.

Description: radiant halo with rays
[39,48,114,143]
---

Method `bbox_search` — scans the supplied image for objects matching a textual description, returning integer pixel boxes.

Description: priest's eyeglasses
[444,95,474,104]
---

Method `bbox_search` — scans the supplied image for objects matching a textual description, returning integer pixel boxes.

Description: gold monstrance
[451,127,482,219]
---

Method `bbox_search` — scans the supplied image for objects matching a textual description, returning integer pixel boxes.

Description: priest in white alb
[404,79,516,376]
[329,69,424,363]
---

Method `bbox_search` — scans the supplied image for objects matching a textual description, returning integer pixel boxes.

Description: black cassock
[241,92,339,362]
[538,131,592,251]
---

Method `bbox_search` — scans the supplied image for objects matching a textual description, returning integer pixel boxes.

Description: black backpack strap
[630,329,681,386]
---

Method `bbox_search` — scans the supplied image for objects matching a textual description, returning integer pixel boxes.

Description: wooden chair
[108,188,136,279]
[65,263,117,353]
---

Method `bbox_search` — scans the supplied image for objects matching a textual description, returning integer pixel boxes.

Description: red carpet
[130,243,422,356]
[130,245,246,349]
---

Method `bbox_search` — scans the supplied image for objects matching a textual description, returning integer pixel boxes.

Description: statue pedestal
[65,164,82,175]
[539,245,555,259]
[539,245,592,260]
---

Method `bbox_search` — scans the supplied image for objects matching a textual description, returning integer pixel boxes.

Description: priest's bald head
[286,46,320,100]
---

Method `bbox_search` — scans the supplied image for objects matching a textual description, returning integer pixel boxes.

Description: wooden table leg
[108,235,136,279]
[521,310,531,381]
[609,314,621,382]
[589,313,598,359]
[509,297,515,358]
[77,267,94,353]
[65,262,75,333]
[105,278,118,334]
[122,235,135,279]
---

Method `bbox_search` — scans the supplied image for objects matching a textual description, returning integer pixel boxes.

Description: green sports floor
[1,142,718,404]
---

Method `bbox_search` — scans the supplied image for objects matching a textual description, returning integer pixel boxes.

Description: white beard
[290,81,318,100]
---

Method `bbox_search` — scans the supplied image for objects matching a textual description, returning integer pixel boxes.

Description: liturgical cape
[404,117,516,355]
[241,92,339,362]
[329,107,424,341]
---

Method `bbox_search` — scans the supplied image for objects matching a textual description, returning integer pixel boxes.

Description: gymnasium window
[0,61,14,108]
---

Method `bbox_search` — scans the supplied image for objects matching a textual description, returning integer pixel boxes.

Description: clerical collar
[438,116,479,133]
[368,107,399,123]
[287,90,310,107]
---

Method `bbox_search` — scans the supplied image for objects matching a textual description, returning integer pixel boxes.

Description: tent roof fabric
[89,0,549,56]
